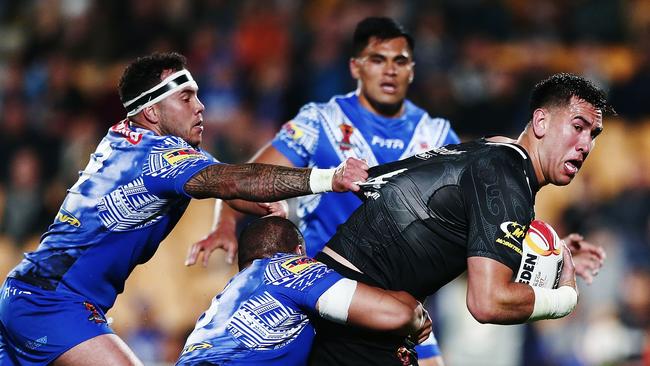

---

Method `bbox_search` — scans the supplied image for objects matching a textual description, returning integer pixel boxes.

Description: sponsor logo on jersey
[357,168,408,189]
[111,120,143,144]
[495,221,527,255]
[2,286,32,299]
[83,301,107,324]
[163,148,203,165]
[182,342,213,354]
[415,151,434,160]
[338,124,355,151]
[415,146,462,160]
[283,121,303,140]
[371,136,404,149]
[25,336,47,350]
[433,146,463,155]
[56,209,81,227]
[281,256,318,274]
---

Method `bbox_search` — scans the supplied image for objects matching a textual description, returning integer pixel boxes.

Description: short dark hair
[529,73,615,117]
[237,217,305,269]
[352,17,414,57]
[118,52,187,104]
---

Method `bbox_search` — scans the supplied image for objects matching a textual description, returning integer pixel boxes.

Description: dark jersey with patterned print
[325,139,540,299]
[309,139,541,366]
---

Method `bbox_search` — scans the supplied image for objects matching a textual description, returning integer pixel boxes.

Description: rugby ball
[514,220,564,289]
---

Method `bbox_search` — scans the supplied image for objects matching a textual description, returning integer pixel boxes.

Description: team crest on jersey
[163,148,203,165]
[494,221,527,255]
[338,124,355,151]
[56,209,81,227]
[281,256,318,274]
[282,121,304,140]
[111,120,143,144]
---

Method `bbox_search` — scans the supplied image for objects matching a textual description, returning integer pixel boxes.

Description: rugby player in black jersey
[309,73,615,366]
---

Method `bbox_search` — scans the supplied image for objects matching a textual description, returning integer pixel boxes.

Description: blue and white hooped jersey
[9,120,219,312]
[177,253,343,366]
[272,92,460,256]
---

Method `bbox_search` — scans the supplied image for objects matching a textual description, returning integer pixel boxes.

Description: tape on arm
[317,278,357,323]
[309,168,336,194]
[528,286,578,321]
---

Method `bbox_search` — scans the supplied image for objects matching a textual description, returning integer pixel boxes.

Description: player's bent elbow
[466,292,501,324]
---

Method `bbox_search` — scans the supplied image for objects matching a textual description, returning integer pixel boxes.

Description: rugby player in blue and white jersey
[177,216,431,366]
[0,52,368,366]
[186,17,459,366]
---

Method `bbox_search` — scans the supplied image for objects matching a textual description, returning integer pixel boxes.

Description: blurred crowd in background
[0,0,648,365]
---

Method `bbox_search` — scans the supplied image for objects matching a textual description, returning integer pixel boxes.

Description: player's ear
[350,58,361,80]
[531,108,547,138]
[294,244,304,256]
[142,104,160,124]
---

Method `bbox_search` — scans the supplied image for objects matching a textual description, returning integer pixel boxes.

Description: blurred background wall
[0,0,648,365]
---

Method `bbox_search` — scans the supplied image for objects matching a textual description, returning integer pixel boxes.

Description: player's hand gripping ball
[514,220,564,289]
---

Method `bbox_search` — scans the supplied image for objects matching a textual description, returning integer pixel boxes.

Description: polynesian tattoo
[184,163,312,201]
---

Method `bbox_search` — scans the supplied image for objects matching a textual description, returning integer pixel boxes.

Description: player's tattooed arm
[185,163,311,201]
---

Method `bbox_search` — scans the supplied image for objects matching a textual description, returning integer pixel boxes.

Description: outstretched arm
[466,244,578,324]
[185,144,298,266]
[184,158,368,201]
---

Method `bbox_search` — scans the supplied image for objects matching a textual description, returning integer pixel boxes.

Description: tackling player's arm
[316,279,431,343]
[185,144,297,266]
[223,144,296,212]
[183,159,363,201]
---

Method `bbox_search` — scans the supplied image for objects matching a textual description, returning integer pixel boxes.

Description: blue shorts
[414,332,441,359]
[0,278,113,365]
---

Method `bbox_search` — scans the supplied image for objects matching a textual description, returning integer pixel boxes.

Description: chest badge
[338,124,355,151]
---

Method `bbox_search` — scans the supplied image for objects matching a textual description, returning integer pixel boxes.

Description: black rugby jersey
[325,139,540,299]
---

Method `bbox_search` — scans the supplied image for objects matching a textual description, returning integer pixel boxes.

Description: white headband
[123,69,198,117]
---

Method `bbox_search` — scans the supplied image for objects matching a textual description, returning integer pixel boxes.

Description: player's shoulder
[296,93,351,120]
[263,253,332,286]
[404,99,451,124]
[106,120,187,150]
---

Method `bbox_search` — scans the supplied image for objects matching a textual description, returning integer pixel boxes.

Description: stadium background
[0,0,648,365]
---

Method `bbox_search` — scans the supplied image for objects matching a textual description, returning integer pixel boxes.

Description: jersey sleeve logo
[283,121,304,140]
[162,148,203,165]
[280,256,318,274]
[265,254,334,291]
[495,221,527,255]
[110,120,143,144]
[56,209,81,227]
[181,342,213,355]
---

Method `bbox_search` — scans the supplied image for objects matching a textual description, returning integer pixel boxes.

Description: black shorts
[309,253,419,366]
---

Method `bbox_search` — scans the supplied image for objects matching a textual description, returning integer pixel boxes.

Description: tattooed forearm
[184,163,312,201]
